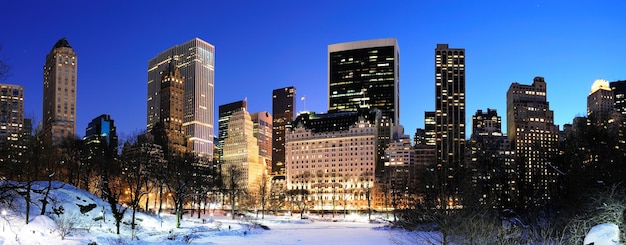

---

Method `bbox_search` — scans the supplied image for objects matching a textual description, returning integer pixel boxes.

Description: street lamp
[2,209,7,232]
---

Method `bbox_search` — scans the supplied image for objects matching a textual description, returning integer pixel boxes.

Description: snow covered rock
[584,223,620,245]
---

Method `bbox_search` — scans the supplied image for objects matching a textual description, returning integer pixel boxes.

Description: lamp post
[2,209,7,232]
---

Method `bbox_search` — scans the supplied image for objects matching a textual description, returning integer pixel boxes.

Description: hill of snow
[0,181,414,244]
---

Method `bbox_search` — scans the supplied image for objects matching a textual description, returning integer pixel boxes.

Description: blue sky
[1,1,625,140]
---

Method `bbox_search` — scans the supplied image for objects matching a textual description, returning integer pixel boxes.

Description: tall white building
[222,109,263,195]
[148,38,215,158]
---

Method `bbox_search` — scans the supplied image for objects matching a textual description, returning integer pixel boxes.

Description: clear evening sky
[1,1,625,141]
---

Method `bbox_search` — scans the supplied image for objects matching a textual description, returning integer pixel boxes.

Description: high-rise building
[152,62,187,157]
[468,109,516,209]
[43,38,77,145]
[610,80,626,148]
[218,100,247,161]
[507,77,560,208]
[251,111,272,173]
[84,114,118,155]
[587,79,614,124]
[272,86,295,174]
[147,38,214,158]
[328,38,399,124]
[222,108,263,194]
[0,84,24,147]
[434,44,466,207]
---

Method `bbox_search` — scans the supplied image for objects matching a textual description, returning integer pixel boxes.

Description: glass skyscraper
[328,38,399,124]
[147,38,215,158]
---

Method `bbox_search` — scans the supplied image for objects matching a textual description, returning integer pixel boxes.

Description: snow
[0,181,414,244]
[584,223,620,245]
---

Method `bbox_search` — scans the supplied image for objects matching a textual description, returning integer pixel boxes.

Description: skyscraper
[84,114,118,155]
[43,38,77,145]
[434,44,465,207]
[147,38,214,158]
[218,100,247,161]
[222,108,262,194]
[610,80,626,149]
[587,79,614,124]
[152,62,187,157]
[507,77,559,208]
[328,38,399,124]
[0,84,24,146]
[272,86,295,174]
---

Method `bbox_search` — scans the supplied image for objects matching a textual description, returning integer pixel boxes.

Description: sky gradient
[1,1,625,141]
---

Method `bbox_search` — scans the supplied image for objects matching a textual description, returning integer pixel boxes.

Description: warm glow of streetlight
[1,210,6,216]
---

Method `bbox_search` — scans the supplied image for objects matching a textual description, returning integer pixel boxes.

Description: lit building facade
[434,44,466,207]
[218,100,247,161]
[285,109,381,211]
[43,38,77,145]
[610,80,626,149]
[0,84,24,146]
[384,137,420,208]
[147,38,214,158]
[272,86,295,175]
[507,77,559,208]
[587,79,614,124]
[222,108,263,194]
[152,62,187,157]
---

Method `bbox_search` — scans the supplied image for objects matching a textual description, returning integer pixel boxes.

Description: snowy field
[0,182,423,245]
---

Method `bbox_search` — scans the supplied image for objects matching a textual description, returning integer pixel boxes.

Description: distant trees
[287,187,310,219]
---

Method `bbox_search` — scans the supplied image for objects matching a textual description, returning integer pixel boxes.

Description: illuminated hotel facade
[147,38,215,158]
[285,109,381,211]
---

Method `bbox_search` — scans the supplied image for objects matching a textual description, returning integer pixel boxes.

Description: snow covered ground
[0,182,419,244]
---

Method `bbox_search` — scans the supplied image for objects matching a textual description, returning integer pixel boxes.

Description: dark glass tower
[328,38,399,124]
[434,44,466,208]
[84,114,118,154]
[272,86,295,174]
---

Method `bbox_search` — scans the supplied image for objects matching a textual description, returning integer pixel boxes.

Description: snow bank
[584,223,620,245]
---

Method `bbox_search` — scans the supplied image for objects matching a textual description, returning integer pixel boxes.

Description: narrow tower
[43,38,77,145]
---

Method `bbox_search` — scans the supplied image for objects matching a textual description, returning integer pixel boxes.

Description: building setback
[587,79,614,124]
[218,100,247,161]
[222,108,263,195]
[285,109,381,211]
[43,38,77,145]
[272,86,295,175]
[147,38,215,158]
[507,77,559,208]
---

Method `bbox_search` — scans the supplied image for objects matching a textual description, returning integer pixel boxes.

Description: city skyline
[1,1,625,140]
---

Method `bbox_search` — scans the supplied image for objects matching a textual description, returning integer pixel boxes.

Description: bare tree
[257,172,271,219]
[223,164,245,219]
[287,187,310,219]
[120,134,164,232]
[165,152,199,228]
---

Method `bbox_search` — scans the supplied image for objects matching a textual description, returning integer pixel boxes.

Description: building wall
[252,111,273,174]
[148,38,214,158]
